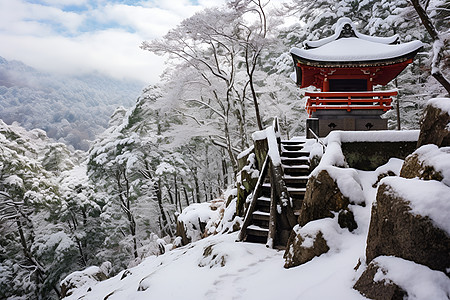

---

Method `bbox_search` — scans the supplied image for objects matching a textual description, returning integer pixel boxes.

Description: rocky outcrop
[175,202,222,246]
[284,168,362,268]
[364,180,450,278]
[60,262,112,298]
[417,99,450,147]
[400,152,443,181]
[355,142,450,298]
[400,144,449,185]
[354,260,406,300]
[355,255,450,299]
[284,226,330,268]
[298,169,357,230]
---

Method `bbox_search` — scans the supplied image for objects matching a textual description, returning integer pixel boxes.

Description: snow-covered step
[283,175,309,188]
[281,156,309,161]
[247,225,269,235]
[282,150,310,157]
[281,157,310,165]
[282,165,310,170]
[257,196,271,202]
[282,136,306,142]
[287,187,307,194]
[246,224,269,240]
[282,144,305,151]
[281,140,305,146]
[283,175,309,180]
[255,196,271,212]
[252,210,270,221]
[258,195,270,202]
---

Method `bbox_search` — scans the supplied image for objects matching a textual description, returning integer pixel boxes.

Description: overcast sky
[0,0,226,84]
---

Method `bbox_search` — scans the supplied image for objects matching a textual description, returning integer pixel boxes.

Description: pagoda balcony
[305,90,397,117]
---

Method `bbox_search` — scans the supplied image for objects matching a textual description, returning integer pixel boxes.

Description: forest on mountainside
[0,0,448,299]
[0,57,142,151]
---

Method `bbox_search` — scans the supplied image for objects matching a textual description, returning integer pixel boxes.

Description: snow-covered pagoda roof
[291,17,423,67]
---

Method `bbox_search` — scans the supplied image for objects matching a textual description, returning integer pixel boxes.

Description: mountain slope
[0,56,144,150]
[59,159,393,300]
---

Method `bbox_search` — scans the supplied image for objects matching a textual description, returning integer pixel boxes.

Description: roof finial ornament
[338,23,356,39]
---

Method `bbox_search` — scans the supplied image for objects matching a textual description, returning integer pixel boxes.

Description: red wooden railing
[305,90,397,117]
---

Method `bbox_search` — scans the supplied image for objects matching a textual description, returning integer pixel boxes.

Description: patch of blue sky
[78,18,136,34]
[21,17,76,36]
[23,0,90,12]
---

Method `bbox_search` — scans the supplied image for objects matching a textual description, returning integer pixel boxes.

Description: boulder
[298,169,356,230]
[354,260,406,300]
[417,99,450,148]
[354,256,450,299]
[60,262,112,298]
[372,170,396,188]
[175,202,222,245]
[400,152,443,181]
[400,144,450,186]
[366,181,450,275]
[284,227,329,268]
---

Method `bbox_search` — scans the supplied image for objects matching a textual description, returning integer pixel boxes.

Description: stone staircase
[243,138,311,244]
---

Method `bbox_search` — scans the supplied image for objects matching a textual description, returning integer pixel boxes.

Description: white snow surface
[373,256,450,300]
[177,202,221,242]
[427,97,450,115]
[64,156,450,300]
[303,17,400,49]
[291,38,423,62]
[311,166,365,205]
[64,231,366,300]
[326,130,419,143]
[380,177,450,235]
[410,144,450,186]
[236,145,254,160]
[292,17,423,62]
[251,126,281,166]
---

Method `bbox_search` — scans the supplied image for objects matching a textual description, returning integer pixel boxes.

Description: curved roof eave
[291,39,423,64]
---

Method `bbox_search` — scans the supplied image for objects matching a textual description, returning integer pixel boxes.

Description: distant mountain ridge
[0,56,144,150]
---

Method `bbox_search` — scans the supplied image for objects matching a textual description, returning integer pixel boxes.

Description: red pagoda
[291,17,423,137]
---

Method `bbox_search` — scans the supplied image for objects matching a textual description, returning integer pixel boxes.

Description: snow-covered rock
[400,144,450,186]
[60,262,112,298]
[284,218,348,268]
[366,178,450,276]
[354,256,450,300]
[175,201,223,245]
[417,97,450,147]
[298,167,364,228]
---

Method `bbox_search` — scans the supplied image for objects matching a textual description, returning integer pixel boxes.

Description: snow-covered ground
[65,231,366,300]
[64,157,426,300]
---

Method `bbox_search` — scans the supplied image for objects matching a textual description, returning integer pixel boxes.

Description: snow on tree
[0,121,72,298]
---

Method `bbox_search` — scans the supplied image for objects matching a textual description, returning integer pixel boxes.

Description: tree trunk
[181,178,190,207]
[174,174,182,212]
[203,182,208,202]
[157,179,169,236]
[193,169,201,203]
[410,0,450,95]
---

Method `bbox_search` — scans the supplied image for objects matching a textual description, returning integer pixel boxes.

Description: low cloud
[0,0,225,83]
